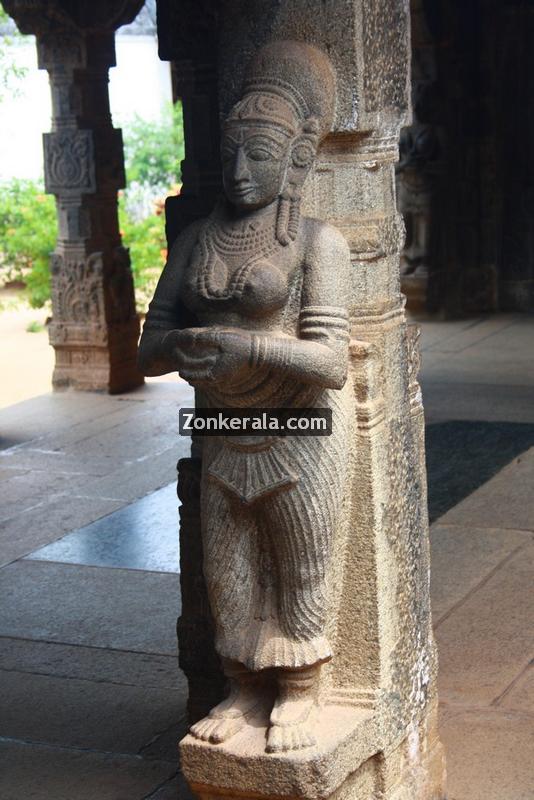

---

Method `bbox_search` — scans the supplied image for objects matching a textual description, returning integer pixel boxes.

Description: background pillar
[3,0,144,392]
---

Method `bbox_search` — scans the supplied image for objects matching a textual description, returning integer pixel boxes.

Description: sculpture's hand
[163,327,253,385]
[195,328,253,382]
[163,328,219,383]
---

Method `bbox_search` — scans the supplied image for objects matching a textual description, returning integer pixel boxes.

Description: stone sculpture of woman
[138,41,353,753]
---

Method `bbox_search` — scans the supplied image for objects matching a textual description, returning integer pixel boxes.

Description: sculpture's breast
[182,237,299,321]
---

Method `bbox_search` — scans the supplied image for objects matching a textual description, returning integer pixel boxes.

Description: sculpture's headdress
[225,40,336,143]
[224,41,336,245]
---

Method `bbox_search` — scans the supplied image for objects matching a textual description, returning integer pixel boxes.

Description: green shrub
[0,179,57,307]
[122,102,184,188]
[118,192,168,311]
[26,319,45,333]
[0,8,29,103]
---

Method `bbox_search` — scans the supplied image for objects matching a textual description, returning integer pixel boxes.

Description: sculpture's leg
[265,428,347,659]
[201,481,257,638]
[261,432,345,754]
[191,660,266,744]
[266,664,321,753]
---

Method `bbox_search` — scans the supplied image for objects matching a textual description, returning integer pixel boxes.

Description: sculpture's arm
[137,222,202,377]
[169,222,351,390]
[250,221,351,390]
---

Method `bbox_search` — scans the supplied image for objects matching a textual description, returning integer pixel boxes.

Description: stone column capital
[2,0,144,38]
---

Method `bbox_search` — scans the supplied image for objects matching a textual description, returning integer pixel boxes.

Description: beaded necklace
[196,205,281,301]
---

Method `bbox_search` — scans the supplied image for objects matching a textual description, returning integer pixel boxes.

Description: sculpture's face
[221,123,292,210]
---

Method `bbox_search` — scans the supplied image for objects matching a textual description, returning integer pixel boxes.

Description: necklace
[196,207,280,301]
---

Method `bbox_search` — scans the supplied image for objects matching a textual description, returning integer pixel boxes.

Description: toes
[266,724,316,753]
[190,717,218,742]
[265,726,282,753]
[190,715,244,745]
[210,719,237,744]
[298,727,316,749]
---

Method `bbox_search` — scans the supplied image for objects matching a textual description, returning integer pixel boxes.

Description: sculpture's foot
[266,665,319,754]
[190,664,263,745]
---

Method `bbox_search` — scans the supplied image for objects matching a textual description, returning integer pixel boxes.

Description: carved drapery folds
[4,0,144,391]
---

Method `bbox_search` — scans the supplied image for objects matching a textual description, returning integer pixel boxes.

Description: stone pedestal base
[50,319,143,393]
[180,703,446,800]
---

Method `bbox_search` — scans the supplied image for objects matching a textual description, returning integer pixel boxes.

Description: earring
[276,189,292,246]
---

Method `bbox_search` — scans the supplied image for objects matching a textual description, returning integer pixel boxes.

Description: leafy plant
[118,191,169,310]
[26,319,44,333]
[0,8,29,102]
[117,101,184,310]
[122,102,184,188]
[0,179,57,307]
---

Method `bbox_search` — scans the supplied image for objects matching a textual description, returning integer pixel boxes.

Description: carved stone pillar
[156,0,226,721]
[4,0,144,392]
[175,2,446,799]
[157,0,222,244]
[396,0,444,316]
[177,455,225,723]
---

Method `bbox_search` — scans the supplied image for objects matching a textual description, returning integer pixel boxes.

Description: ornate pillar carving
[3,0,144,392]
[148,2,446,798]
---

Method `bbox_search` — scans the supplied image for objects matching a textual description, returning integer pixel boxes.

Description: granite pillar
[4,0,144,392]
[156,0,225,722]
[169,2,447,798]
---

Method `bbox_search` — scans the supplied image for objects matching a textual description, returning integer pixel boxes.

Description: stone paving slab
[61,412,184,468]
[425,421,534,521]
[0,444,125,477]
[140,720,189,763]
[498,663,534,714]
[439,445,534,530]
[421,346,534,386]
[468,315,534,353]
[0,469,91,523]
[439,708,534,800]
[151,774,195,800]
[417,317,483,351]
[27,483,180,573]
[0,392,119,449]
[0,669,186,756]
[436,543,534,706]
[0,637,183,690]
[80,446,185,505]
[10,400,148,453]
[0,740,179,800]
[9,385,190,455]
[421,315,520,354]
[0,466,28,481]
[421,380,534,424]
[429,524,531,624]
[0,493,126,568]
[0,561,180,655]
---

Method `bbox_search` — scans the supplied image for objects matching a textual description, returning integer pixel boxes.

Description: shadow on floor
[425,420,534,522]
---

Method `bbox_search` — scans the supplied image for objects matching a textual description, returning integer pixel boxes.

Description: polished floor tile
[25,483,180,573]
